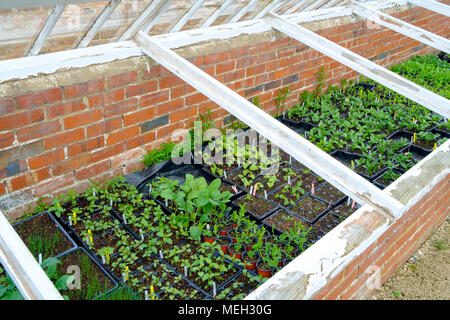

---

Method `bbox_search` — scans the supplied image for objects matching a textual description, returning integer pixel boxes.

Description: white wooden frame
[227,0,259,23]
[169,0,208,33]
[26,5,66,56]
[1,0,449,300]
[0,211,63,300]
[351,1,450,54]
[75,0,122,49]
[200,0,236,27]
[135,30,405,217]
[267,12,450,119]
[408,0,450,17]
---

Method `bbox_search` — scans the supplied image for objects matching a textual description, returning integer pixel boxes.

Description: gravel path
[372,216,449,300]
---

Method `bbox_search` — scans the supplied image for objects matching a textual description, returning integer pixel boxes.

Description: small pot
[202,234,216,244]
[227,228,240,243]
[228,244,245,261]
[216,236,232,254]
[218,223,231,236]
[256,260,273,278]
[244,237,258,251]
[243,251,259,271]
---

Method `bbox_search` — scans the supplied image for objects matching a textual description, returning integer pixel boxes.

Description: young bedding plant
[9,54,447,300]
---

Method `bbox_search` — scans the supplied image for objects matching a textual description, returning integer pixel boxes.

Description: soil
[234,196,277,217]
[301,173,323,193]
[413,140,434,150]
[372,218,449,300]
[288,196,329,222]
[263,210,307,233]
[315,213,342,233]
[204,162,240,176]
[313,183,345,204]
[216,272,260,299]
[268,187,302,207]
[331,203,356,219]
[14,214,73,258]
[58,249,115,300]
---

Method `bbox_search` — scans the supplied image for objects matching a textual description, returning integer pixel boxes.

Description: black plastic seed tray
[13,211,77,258]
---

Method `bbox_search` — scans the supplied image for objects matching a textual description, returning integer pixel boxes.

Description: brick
[160,75,184,89]
[45,128,85,150]
[170,106,197,123]
[0,109,44,131]
[156,99,183,116]
[107,71,138,88]
[64,79,105,99]
[16,120,61,142]
[185,93,207,106]
[107,126,140,146]
[75,160,110,180]
[52,154,92,176]
[87,94,103,109]
[204,52,229,64]
[216,60,236,74]
[68,136,104,157]
[7,173,33,191]
[140,115,169,133]
[140,90,170,107]
[28,149,64,170]
[0,183,5,196]
[246,64,266,77]
[0,132,14,149]
[64,109,102,130]
[86,117,122,138]
[34,173,75,197]
[104,98,138,118]
[125,130,156,150]
[31,167,51,184]
[4,160,27,177]
[103,88,125,104]
[91,143,125,163]
[17,88,63,109]
[111,148,145,168]
[156,122,184,140]
[123,107,156,126]
[0,98,16,113]
[47,100,87,119]
[0,141,44,167]
[127,80,158,98]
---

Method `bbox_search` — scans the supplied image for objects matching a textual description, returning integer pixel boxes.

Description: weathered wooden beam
[76,0,122,49]
[201,0,236,27]
[119,0,168,40]
[0,0,97,9]
[267,12,450,118]
[169,0,208,33]
[408,0,450,17]
[26,5,65,56]
[0,211,63,300]
[140,0,175,34]
[351,1,450,54]
[227,0,259,23]
[253,0,286,19]
[284,0,311,14]
[135,30,405,217]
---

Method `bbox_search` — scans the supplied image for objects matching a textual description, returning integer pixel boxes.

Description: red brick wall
[311,173,449,300]
[0,6,449,219]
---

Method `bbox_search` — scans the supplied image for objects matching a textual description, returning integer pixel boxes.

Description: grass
[432,239,447,251]
[58,250,112,300]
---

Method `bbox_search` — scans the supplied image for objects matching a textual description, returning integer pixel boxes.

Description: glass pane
[0,6,52,60]
[95,0,153,45]
[41,1,110,55]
